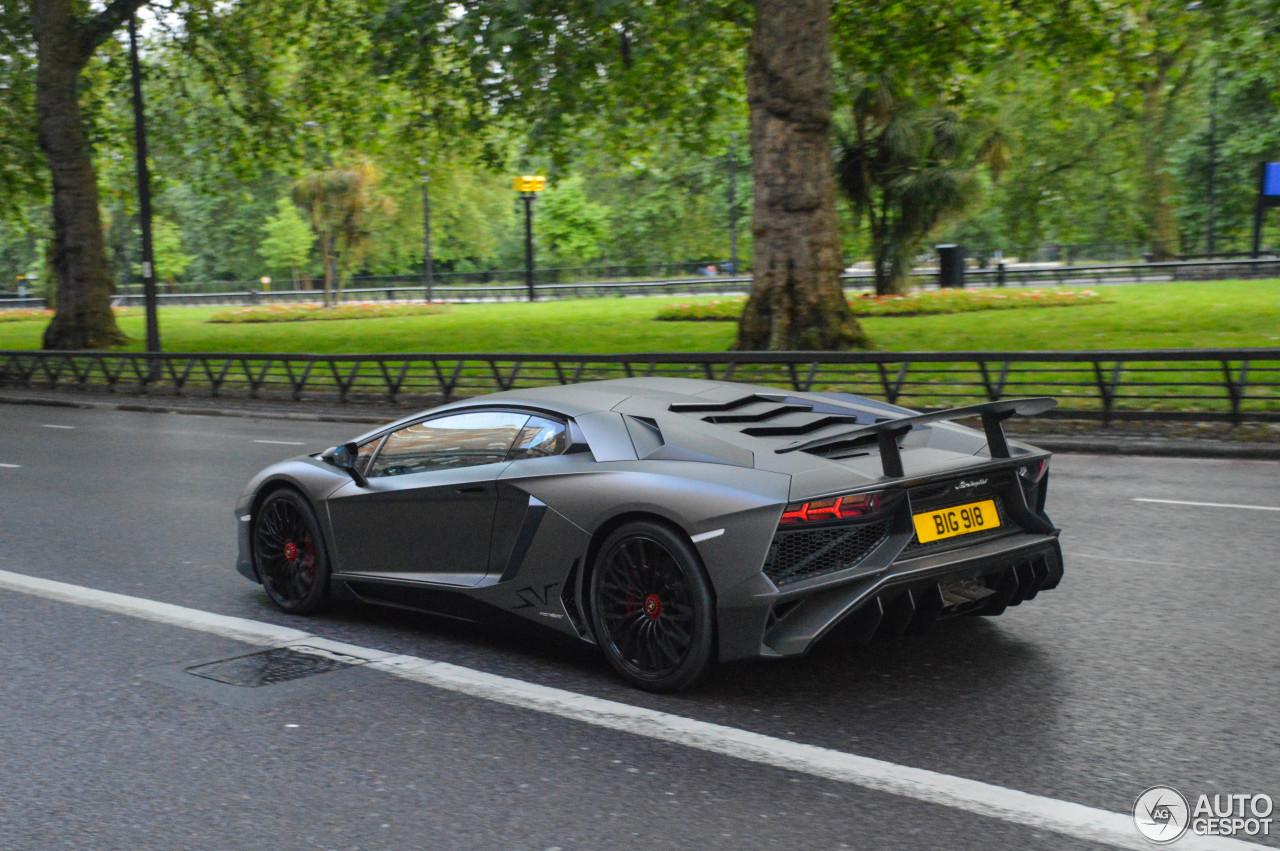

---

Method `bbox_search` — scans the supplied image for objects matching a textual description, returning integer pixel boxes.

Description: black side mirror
[322,442,368,487]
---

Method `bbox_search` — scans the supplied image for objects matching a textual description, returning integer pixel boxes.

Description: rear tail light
[1018,459,1049,483]
[779,492,883,525]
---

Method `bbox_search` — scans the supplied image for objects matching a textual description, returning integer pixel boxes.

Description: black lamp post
[422,168,434,303]
[514,175,546,302]
[128,13,160,356]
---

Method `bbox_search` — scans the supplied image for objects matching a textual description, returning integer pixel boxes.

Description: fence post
[1222,360,1247,425]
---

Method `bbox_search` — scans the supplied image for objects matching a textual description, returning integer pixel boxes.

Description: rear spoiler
[775,397,1058,478]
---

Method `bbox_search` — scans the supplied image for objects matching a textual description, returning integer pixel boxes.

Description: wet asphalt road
[0,403,1277,850]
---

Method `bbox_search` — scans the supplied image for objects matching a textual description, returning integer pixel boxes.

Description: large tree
[439,0,865,349]
[736,0,862,349]
[29,0,146,348]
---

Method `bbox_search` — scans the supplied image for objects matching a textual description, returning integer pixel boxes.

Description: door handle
[455,485,486,494]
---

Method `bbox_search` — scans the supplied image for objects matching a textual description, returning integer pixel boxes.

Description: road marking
[0,463,21,469]
[1070,553,1183,567]
[1133,497,1280,512]
[253,439,306,446]
[690,528,725,543]
[0,568,1264,851]
[41,424,75,430]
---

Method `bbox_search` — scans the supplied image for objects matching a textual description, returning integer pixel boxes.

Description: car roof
[358,378,909,445]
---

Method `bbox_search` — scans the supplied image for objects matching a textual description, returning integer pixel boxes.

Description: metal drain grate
[185,647,357,687]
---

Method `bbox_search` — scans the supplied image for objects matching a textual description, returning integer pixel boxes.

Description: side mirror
[322,442,368,487]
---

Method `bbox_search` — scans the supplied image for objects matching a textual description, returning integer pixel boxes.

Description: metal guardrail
[3,257,1279,310]
[2,348,1278,425]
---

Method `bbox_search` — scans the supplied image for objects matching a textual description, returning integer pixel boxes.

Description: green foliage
[135,217,196,284]
[446,0,748,162]
[835,78,1003,294]
[0,0,42,209]
[535,177,609,266]
[258,199,314,284]
[292,162,395,305]
[2,0,1280,296]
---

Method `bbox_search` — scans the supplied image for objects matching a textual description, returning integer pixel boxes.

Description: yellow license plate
[912,499,1000,543]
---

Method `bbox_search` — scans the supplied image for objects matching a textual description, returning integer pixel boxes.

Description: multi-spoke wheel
[589,521,715,692]
[252,489,330,614]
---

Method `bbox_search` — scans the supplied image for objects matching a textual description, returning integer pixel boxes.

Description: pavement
[1,402,1278,849]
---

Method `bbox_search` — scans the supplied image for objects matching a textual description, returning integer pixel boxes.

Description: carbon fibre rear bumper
[748,533,1063,659]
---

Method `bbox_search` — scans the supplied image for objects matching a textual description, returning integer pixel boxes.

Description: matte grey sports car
[235,378,1063,691]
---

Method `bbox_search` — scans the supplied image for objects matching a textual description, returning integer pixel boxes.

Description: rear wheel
[589,521,716,692]
[252,489,330,614]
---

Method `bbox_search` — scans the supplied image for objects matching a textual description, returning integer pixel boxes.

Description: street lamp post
[128,13,160,357]
[513,175,546,302]
[422,170,434,303]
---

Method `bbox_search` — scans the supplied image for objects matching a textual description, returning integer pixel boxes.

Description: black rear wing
[775,397,1058,478]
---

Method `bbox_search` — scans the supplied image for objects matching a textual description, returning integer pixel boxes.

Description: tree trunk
[737,0,866,351]
[1140,82,1178,261]
[31,0,127,349]
[321,231,336,307]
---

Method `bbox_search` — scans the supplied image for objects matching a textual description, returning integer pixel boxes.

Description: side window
[368,411,530,478]
[353,436,383,476]
[508,416,568,461]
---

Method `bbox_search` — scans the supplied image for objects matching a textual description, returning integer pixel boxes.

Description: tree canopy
[1,0,1278,348]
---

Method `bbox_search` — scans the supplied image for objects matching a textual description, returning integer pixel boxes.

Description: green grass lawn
[1,280,1278,353]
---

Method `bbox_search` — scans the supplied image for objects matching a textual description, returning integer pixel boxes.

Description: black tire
[588,521,716,692]
[252,489,330,615]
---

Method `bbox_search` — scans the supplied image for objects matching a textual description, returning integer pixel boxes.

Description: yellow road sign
[513,175,547,193]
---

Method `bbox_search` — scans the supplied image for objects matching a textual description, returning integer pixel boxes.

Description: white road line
[252,439,306,446]
[1070,553,1184,567]
[0,568,1262,851]
[1133,497,1280,512]
[0,463,21,469]
[41,424,75,430]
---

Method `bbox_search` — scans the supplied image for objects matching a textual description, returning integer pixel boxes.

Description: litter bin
[937,244,965,288]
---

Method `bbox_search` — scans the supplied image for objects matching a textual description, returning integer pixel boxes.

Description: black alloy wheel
[589,521,715,692]
[253,489,330,614]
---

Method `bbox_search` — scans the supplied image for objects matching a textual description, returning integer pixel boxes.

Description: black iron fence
[3,348,1278,424]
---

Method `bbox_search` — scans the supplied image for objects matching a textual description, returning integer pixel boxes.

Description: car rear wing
[775,397,1058,478]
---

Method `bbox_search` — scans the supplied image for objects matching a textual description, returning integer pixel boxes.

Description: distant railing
[3,348,1278,424]
[4,256,1279,310]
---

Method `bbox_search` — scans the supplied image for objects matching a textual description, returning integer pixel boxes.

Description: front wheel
[252,488,330,614]
[589,521,716,692]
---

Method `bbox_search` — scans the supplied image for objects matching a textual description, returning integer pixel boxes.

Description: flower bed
[208,302,447,324]
[0,309,54,323]
[655,288,1105,321]
[0,307,142,323]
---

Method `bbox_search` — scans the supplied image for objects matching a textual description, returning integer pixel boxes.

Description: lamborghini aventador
[235,378,1064,691]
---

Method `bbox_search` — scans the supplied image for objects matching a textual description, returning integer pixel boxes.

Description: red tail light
[780,492,883,525]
